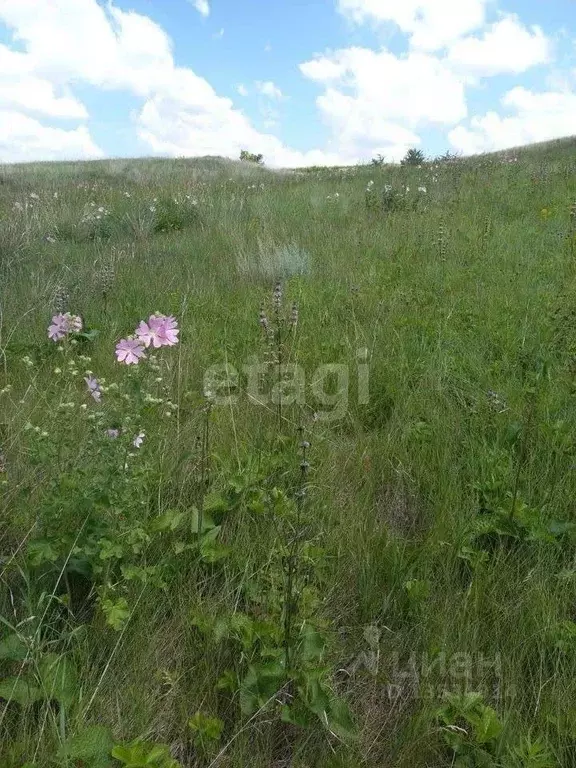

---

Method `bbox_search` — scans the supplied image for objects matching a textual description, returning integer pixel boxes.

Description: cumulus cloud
[302,47,467,124]
[447,15,551,78]
[137,96,347,166]
[300,9,555,161]
[337,0,489,51]
[0,110,103,163]
[449,86,576,154]
[0,1,174,94]
[0,0,345,166]
[136,67,347,166]
[0,45,87,118]
[0,0,569,167]
[300,46,467,159]
[0,2,108,160]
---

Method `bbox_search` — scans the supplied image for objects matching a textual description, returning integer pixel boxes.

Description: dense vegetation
[1,138,576,767]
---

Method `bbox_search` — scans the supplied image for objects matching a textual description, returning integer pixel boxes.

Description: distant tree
[371,154,385,167]
[401,148,425,166]
[240,150,264,165]
[437,150,462,163]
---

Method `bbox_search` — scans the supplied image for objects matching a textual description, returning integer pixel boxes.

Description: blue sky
[0,0,574,165]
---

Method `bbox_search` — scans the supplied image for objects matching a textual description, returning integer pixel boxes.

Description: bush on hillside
[240,150,264,165]
[401,148,425,166]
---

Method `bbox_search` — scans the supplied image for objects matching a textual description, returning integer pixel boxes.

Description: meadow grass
[1,141,576,767]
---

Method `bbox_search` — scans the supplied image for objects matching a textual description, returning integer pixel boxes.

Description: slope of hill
[1,140,576,767]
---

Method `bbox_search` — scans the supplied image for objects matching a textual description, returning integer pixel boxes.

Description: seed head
[52,284,69,314]
[98,261,115,295]
[273,281,282,310]
[289,302,298,327]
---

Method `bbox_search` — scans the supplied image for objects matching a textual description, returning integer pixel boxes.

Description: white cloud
[137,95,346,166]
[0,110,103,163]
[0,78,87,119]
[301,48,466,124]
[0,0,344,166]
[0,0,566,168]
[447,15,551,77]
[190,0,210,17]
[0,1,174,95]
[135,67,344,166]
[0,3,109,160]
[299,55,346,82]
[236,84,248,96]
[0,45,87,118]
[449,86,576,154]
[337,0,489,51]
[255,81,284,100]
[300,46,466,159]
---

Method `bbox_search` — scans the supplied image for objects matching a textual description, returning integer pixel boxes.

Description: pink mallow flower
[135,318,162,349]
[48,314,68,341]
[84,375,102,402]
[136,314,179,348]
[115,337,146,365]
[47,312,83,341]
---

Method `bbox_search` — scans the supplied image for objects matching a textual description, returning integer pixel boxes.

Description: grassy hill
[1,141,576,767]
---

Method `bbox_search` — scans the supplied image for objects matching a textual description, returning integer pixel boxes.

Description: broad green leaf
[112,740,181,766]
[299,623,326,663]
[215,669,236,692]
[0,633,28,661]
[101,597,130,631]
[190,507,216,533]
[188,711,224,741]
[58,724,114,768]
[239,662,285,716]
[200,527,230,562]
[404,579,431,603]
[203,493,231,515]
[27,539,58,566]
[229,612,256,649]
[302,674,330,717]
[0,676,43,706]
[38,653,77,708]
[326,697,357,741]
[281,702,315,728]
[470,705,502,743]
[98,539,124,560]
[150,509,185,532]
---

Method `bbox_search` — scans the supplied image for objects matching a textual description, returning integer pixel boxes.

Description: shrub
[240,150,264,165]
[401,148,425,166]
[236,239,310,280]
[437,149,462,163]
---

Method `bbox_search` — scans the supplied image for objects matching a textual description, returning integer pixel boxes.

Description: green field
[2,140,576,767]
